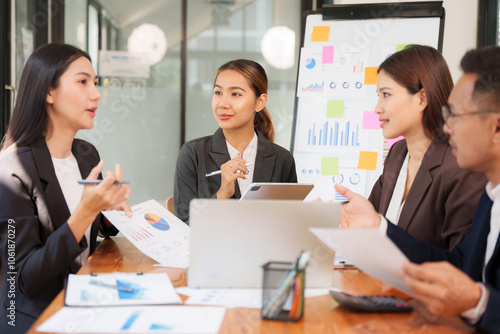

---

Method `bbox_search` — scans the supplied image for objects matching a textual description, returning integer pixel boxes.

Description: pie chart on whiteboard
[145,213,170,231]
[305,58,316,69]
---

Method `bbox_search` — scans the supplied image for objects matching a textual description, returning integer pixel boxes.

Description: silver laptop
[239,183,314,201]
[188,199,340,288]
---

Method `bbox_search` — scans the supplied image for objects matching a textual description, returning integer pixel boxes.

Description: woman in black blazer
[174,59,297,223]
[0,43,131,333]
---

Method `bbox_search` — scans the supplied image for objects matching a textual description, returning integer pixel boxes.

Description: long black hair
[2,43,91,149]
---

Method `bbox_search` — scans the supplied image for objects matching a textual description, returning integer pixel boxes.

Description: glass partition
[63,0,302,205]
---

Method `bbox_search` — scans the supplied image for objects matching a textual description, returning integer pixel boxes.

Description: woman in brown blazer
[369,45,487,250]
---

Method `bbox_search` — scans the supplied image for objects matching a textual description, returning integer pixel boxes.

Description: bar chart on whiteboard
[292,12,441,202]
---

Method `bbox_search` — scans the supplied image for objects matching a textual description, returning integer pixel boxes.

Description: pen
[205,163,253,177]
[78,180,131,185]
[88,279,137,293]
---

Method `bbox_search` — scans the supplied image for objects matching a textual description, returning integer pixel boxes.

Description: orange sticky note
[358,151,378,170]
[364,67,379,85]
[311,26,330,42]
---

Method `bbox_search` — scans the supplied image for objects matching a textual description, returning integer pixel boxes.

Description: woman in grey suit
[174,59,297,223]
[0,43,131,333]
[368,45,486,249]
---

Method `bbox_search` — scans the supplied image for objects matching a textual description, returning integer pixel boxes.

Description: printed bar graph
[307,121,360,147]
[301,81,324,93]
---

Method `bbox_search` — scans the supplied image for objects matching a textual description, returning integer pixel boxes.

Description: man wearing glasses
[336,46,500,334]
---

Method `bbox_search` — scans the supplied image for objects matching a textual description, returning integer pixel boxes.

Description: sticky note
[364,67,379,85]
[327,100,344,118]
[362,111,380,129]
[311,26,330,42]
[386,136,404,149]
[396,44,412,52]
[321,157,339,176]
[322,46,334,63]
[358,151,378,170]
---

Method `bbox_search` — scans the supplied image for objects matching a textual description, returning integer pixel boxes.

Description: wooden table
[28,237,477,334]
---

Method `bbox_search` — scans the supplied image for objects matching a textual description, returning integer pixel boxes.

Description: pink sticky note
[386,136,404,148]
[362,111,379,129]
[322,46,334,64]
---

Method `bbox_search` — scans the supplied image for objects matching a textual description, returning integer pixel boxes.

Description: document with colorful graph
[102,200,190,268]
[65,273,182,306]
[37,305,226,333]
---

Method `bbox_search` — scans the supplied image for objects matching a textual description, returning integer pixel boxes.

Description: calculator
[329,289,413,313]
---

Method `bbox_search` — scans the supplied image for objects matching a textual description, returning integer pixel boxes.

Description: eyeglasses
[441,105,499,126]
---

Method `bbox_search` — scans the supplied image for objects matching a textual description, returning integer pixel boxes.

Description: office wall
[334,0,478,82]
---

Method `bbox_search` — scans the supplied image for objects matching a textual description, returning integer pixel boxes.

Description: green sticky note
[327,100,344,118]
[321,157,339,176]
[396,44,412,52]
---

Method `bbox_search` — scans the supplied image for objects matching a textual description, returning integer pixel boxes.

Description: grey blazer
[0,137,117,333]
[174,128,297,223]
[369,138,487,250]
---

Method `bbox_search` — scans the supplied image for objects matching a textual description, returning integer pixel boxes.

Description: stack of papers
[37,306,226,333]
[38,273,226,333]
[65,273,182,306]
[103,200,190,268]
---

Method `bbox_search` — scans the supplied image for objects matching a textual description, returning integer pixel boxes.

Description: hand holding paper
[309,227,412,295]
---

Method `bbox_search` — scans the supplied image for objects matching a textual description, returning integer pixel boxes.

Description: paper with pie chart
[103,199,190,268]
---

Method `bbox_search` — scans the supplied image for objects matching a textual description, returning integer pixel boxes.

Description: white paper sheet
[102,200,189,268]
[176,287,329,309]
[309,227,412,295]
[65,273,182,306]
[37,306,226,333]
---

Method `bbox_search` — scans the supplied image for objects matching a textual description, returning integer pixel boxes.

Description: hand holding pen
[78,162,132,217]
[216,154,251,199]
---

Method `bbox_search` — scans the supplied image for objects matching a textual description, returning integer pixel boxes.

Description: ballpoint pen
[205,163,253,177]
[88,279,137,293]
[78,180,131,185]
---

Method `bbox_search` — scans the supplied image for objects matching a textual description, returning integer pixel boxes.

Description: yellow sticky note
[364,67,379,85]
[311,26,330,42]
[321,157,339,176]
[327,100,344,118]
[396,44,412,52]
[358,151,378,170]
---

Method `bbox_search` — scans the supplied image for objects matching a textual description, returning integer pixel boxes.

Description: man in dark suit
[335,46,500,334]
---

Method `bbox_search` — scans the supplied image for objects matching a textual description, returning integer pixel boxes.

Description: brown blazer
[369,139,487,250]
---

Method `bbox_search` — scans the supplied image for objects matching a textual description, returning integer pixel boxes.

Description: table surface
[28,237,477,334]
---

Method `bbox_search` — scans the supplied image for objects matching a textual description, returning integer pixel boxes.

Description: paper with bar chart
[102,200,190,268]
[65,273,182,306]
[293,14,441,201]
[37,305,226,333]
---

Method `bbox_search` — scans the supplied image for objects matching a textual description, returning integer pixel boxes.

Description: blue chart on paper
[145,213,170,231]
[117,280,144,300]
[308,121,360,147]
[305,58,316,69]
[150,323,174,330]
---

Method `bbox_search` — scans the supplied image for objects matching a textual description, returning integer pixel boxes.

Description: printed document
[65,273,182,306]
[103,200,189,268]
[309,227,412,294]
[37,306,226,333]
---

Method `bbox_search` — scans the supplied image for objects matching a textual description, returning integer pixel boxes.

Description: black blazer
[0,137,117,333]
[174,128,297,223]
[369,139,487,249]
[387,191,500,334]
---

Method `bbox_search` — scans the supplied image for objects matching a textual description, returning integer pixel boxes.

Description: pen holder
[261,261,305,322]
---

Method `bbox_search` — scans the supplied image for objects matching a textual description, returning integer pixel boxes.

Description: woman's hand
[217,153,249,199]
[334,184,381,228]
[68,161,131,242]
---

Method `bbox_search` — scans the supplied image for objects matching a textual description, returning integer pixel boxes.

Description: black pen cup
[261,261,305,322]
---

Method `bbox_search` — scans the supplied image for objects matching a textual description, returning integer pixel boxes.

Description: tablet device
[239,183,314,201]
